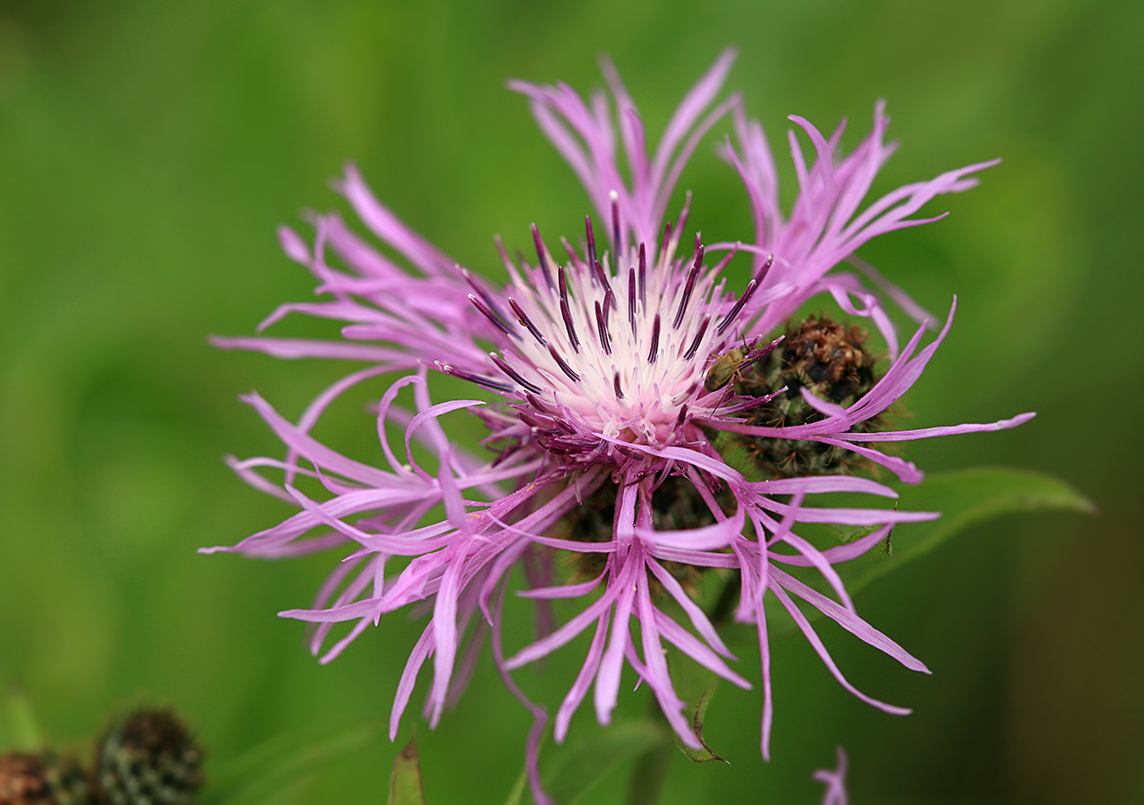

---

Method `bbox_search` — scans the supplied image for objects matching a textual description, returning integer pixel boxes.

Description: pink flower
[207,50,1030,796]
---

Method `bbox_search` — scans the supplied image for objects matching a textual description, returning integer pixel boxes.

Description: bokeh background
[1,0,1140,802]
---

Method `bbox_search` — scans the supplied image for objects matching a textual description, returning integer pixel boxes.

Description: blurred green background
[1,0,1140,802]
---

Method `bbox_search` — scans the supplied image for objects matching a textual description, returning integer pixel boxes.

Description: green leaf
[388,736,426,805]
[1,687,45,751]
[199,718,379,805]
[543,720,667,804]
[502,765,528,805]
[721,467,1094,644]
[840,467,1095,595]
[661,651,726,764]
[675,685,727,764]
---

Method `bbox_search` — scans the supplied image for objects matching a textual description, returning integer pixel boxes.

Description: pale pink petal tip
[814,747,849,805]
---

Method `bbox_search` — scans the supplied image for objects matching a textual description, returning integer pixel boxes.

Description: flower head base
[208,50,1033,795]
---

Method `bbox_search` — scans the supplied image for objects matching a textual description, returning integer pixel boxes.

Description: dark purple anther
[613,371,624,400]
[547,344,580,381]
[561,236,585,271]
[494,236,515,273]
[648,314,661,364]
[591,257,615,312]
[672,240,704,330]
[716,255,771,335]
[560,297,580,353]
[638,243,647,308]
[435,362,516,394]
[674,404,689,428]
[683,315,711,360]
[462,268,513,328]
[755,251,775,286]
[490,353,543,394]
[611,194,621,252]
[585,215,598,272]
[508,297,546,345]
[627,268,637,333]
[531,223,555,290]
[595,300,611,355]
[556,265,579,352]
[524,392,553,413]
[468,294,520,340]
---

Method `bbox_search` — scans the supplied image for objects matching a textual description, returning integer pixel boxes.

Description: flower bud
[95,709,202,805]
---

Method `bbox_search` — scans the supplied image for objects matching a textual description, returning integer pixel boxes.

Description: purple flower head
[208,49,1031,786]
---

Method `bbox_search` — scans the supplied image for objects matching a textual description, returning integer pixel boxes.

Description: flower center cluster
[443,212,770,464]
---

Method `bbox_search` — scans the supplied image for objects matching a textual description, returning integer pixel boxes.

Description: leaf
[501,766,528,805]
[840,467,1095,595]
[722,467,1094,644]
[675,685,727,764]
[661,652,726,764]
[543,720,666,804]
[198,718,379,805]
[388,736,426,805]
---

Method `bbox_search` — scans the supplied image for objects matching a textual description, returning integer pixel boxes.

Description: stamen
[585,215,598,273]
[716,255,771,335]
[674,403,689,428]
[613,371,624,400]
[489,353,543,394]
[592,258,615,312]
[710,241,741,275]
[494,236,515,273]
[516,410,550,431]
[558,266,580,353]
[530,224,555,290]
[435,361,516,393]
[610,191,621,252]
[638,243,647,308]
[595,300,611,355]
[684,315,711,360]
[660,221,672,257]
[648,314,661,364]
[508,297,546,345]
[672,239,704,329]
[627,268,637,333]
[561,236,585,271]
[743,334,784,369]
[468,294,519,340]
[547,344,580,381]
[755,251,775,286]
[524,392,553,413]
[560,298,580,353]
[462,268,512,325]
